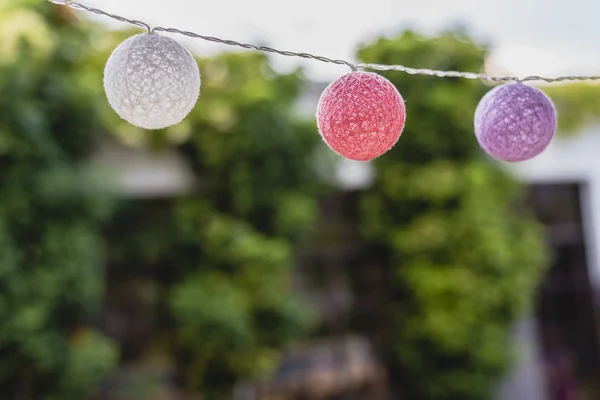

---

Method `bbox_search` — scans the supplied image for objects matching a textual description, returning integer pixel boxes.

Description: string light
[48,0,599,161]
[48,0,600,84]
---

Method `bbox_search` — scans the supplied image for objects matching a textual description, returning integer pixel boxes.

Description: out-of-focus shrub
[358,30,548,400]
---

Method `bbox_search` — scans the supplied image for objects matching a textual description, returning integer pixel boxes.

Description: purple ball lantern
[474,82,556,162]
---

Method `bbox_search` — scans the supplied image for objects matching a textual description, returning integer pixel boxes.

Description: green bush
[0,1,117,398]
[104,52,320,398]
[357,31,548,399]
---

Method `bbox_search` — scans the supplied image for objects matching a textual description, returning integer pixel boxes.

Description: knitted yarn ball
[474,82,556,162]
[104,33,201,130]
[316,71,406,161]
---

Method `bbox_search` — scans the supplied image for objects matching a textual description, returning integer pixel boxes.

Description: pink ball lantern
[316,71,406,161]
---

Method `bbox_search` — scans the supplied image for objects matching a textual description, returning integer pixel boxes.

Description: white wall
[496,317,548,400]
[90,135,197,198]
[513,123,600,292]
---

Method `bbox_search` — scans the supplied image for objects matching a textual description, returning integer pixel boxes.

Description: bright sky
[81,0,600,81]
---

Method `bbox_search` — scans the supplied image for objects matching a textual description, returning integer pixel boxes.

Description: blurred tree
[357,31,547,400]
[104,52,319,398]
[0,0,118,399]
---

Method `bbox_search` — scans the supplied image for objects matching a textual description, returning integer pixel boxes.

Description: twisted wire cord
[49,0,600,83]
[151,26,357,71]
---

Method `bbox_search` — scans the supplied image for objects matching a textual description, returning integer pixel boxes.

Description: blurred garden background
[2,0,600,399]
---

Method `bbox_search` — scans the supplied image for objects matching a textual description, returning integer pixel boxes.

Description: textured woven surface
[474,82,556,162]
[104,33,200,130]
[316,71,406,161]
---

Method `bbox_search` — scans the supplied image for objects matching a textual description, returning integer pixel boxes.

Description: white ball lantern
[104,33,201,130]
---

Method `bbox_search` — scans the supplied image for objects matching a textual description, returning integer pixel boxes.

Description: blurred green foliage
[0,0,319,397]
[357,31,548,400]
[0,0,117,398]
[545,82,600,134]
[104,52,319,398]
[0,1,569,399]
